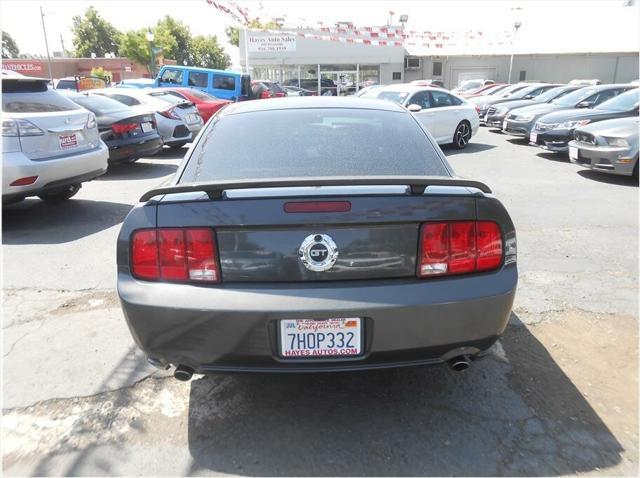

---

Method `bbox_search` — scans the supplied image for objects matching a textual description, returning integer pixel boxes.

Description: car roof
[221,96,407,116]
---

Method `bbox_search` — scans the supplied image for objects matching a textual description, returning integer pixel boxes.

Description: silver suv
[2,77,108,203]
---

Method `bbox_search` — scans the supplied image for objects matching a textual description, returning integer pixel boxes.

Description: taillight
[260,90,272,99]
[131,228,220,283]
[158,107,181,120]
[112,123,138,134]
[475,105,481,114]
[417,221,503,278]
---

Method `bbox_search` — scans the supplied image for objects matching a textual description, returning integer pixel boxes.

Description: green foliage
[225,19,278,47]
[71,6,121,58]
[154,16,189,65]
[188,35,231,70]
[90,66,112,81]
[118,29,153,73]
[2,30,19,58]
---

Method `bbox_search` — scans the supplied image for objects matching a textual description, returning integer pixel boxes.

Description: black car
[475,83,559,125]
[282,85,317,96]
[64,92,163,164]
[486,85,580,129]
[117,97,517,379]
[505,84,636,140]
[285,78,338,96]
[532,88,639,152]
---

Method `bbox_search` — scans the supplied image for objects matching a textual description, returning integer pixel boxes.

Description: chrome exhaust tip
[447,356,471,372]
[173,365,195,381]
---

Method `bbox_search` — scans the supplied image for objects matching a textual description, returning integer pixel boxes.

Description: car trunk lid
[155,186,479,282]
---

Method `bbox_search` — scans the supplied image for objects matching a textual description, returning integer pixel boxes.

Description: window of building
[519,70,527,81]
[432,62,443,76]
[213,75,236,90]
[404,57,420,69]
[392,72,402,80]
[188,71,208,88]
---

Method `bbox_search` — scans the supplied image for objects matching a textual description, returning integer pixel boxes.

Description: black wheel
[452,121,472,149]
[633,161,638,181]
[38,183,81,203]
[169,142,187,149]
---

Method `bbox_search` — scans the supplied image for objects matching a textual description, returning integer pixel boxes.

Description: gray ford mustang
[117,97,518,380]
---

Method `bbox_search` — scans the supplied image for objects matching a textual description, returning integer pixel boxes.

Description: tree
[188,35,230,69]
[71,6,121,58]
[119,29,154,73]
[225,19,278,47]
[155,16,190,65]
[2,30,19,58]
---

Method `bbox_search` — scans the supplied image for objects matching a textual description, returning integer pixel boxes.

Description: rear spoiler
[140,176,491,202]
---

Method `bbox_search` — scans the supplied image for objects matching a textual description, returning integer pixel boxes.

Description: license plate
[502,120,507,130]
[279,318,362,358]
[187,113,199,124]
[58,133,78,149]
[569,146,578,160]
[140,122,153,133]
[530,132,538,143]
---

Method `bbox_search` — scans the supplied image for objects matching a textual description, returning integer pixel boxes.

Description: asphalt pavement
[2,129,638,476]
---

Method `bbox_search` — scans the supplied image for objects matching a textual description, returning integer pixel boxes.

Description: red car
[461,83,507,99]
[162,88,231,123]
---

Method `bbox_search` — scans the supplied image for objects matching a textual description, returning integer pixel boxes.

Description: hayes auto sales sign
[248,34,296,53]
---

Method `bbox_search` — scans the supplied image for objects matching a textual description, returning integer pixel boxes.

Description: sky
[1,0,638,68]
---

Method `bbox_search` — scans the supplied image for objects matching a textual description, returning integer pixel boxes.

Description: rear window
[189,89,219,101]
[147,92,186,104]
[180,108,448,183]
[368,90,410,104]
[69,94,128,115]
[2,89,82,113]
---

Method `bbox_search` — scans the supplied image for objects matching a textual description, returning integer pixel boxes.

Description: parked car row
[486,84,639,178]
[1,73,234,203]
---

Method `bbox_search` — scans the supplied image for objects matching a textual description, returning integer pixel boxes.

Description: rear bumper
[118,264,517,372]
[568,140,637,176]
[2,143,108,199]
[107,135,164,163]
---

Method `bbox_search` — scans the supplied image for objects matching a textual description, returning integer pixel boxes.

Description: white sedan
[360,84,479,149]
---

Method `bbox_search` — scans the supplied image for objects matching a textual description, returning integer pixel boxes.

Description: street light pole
[146,30,155,78]
[507,21,522,84]
[40,6,53,82]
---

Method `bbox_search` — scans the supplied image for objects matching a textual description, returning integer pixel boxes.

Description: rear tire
[38,183,81,203]
[452,121,472,149]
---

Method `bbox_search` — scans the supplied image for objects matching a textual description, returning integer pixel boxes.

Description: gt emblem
[299,234,339,272]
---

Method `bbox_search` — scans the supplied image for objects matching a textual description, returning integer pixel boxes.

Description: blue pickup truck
[154,65,251,102]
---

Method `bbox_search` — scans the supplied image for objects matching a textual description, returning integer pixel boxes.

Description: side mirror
[407,104,422,112]
[576,101,592,108]
[524,94,534,99]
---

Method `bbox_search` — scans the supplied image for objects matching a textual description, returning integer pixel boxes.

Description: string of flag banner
[206,0,513,50]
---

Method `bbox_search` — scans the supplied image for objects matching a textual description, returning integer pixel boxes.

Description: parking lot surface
[2,129,638,476]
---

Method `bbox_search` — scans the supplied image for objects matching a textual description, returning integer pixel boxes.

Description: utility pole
[60,34,66,56]
[507,21,522,84]
[40,6,53,82]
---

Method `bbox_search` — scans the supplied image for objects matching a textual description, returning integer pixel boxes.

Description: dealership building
[239,24,639,91]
